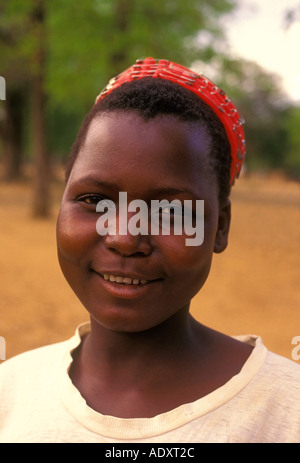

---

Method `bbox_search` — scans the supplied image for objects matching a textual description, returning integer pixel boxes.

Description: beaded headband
[95,57,246,185]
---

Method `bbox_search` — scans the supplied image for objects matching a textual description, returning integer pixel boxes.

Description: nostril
[107,247,148,258]
[104,233,152,257]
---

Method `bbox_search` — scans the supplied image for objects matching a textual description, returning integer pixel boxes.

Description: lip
[92,268,162,282]
[90,269,163,299]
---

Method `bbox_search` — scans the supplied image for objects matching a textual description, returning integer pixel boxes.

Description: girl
[0,58,299,443]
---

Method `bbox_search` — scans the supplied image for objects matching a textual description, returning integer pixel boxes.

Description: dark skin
[56,111,252,418]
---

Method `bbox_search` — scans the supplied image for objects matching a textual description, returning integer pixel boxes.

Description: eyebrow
[149,187,195,197]
[73,175,197,197]
[73,176,117,189]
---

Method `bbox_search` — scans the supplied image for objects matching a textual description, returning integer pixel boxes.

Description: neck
[82,307,201,376]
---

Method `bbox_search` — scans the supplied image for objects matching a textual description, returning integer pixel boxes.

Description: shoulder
[0,323,88,400]
[0,323,89,382]
[0,340,70,387]
[239,336,300,407]
[242,349,300,441]
[0,340,73,442]
[261,350,300,392]
[235,334,300,389]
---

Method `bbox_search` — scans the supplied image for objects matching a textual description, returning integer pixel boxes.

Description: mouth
[91,270,163,299]
[100,273,150,285]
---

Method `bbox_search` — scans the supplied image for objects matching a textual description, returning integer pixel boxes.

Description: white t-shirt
[0,323,299,443]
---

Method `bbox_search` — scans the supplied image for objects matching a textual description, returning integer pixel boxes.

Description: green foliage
[45,0,237,112]
[214,58,297,174]
[0,0,238,158]
[44,0,238,154]
[2,0,299,179]
[284,106,300,179]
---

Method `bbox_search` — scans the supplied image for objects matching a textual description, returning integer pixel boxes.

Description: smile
[92,270,163,300]
[100,273,149,285]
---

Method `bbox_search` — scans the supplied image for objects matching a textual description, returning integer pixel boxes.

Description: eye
[76,194,107,209]
[151,201,184,231]
[160,205,183,217]
[157,202,184,220]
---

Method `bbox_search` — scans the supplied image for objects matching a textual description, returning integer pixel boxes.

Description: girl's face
[56,112,230,332]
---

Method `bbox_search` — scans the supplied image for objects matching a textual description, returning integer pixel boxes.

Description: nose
[103,214,152,257]
[103,233,152,257]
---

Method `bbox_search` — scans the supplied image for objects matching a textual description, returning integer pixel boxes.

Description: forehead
[70,112,215,197]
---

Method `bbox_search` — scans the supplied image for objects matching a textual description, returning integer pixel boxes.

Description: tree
[31,0,49,217]
[284,106,300,179]
[1,0,238,216]
[211,57,292,172]
[45,0,239,166]
[0,87,25,180]
[0,0,50,215]
[0,0,31,180]
[46,0,237,111]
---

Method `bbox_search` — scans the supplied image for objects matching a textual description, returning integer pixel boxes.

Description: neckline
[59,323,268,440]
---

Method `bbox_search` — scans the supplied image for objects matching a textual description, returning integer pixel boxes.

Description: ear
[214,199,231,254]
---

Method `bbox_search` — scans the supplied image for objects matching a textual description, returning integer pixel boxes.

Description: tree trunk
[0,88,24,181]
[31,73,50,217]
[109,0,132,74]
[31,0,50,217]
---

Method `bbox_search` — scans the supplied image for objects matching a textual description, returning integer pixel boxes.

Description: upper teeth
[102,274,149,285]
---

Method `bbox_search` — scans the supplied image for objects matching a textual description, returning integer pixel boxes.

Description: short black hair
[66,78,231,204]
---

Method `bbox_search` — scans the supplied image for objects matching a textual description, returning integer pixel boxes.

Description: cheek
[158,230,215,298]
[56,206,98,269]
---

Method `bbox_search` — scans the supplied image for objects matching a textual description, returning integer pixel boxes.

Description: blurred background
[0,0,299,361]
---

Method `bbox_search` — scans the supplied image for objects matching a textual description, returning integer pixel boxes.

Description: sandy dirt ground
[0,170,299,363]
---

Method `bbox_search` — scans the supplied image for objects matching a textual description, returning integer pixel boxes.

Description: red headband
[95,57,246,185]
